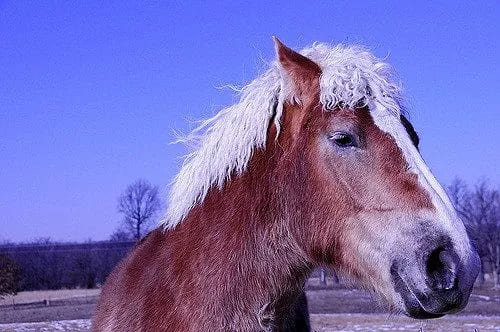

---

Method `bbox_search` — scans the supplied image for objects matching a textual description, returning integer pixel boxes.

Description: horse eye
[329,132,357,148]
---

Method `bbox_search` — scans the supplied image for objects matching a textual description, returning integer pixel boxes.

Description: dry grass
[0,289,100,306]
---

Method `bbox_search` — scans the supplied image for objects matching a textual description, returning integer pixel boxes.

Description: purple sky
[1,1,499,242]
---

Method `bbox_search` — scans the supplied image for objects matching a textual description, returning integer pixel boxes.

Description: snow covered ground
[0,319,90,332]
[0,314,499,332]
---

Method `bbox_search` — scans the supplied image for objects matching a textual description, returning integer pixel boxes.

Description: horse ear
[273,37,321,104]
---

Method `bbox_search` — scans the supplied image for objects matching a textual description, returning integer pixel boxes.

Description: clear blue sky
[1,1,499,242]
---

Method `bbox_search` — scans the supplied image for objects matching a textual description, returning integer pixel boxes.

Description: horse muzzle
[390,239,480,319]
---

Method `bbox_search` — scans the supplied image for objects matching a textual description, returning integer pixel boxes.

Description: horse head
[272,38,479,318]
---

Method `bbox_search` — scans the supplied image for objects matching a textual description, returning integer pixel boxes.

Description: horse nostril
[426,246,458,291]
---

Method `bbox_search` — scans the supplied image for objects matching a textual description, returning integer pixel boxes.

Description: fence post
[320,267,327,285]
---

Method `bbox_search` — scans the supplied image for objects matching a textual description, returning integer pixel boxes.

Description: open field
[0,289,100,307]
[306,287,500,317]
[1,315,499,332]
[310,313,500,331]
[0,319,91,331]
[0,290,99,325]
[1,282,499,331]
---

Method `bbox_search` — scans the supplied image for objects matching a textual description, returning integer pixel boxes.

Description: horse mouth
[390,264,454,319]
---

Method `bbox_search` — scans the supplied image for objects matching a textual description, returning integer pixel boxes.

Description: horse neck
[166,145,312,321]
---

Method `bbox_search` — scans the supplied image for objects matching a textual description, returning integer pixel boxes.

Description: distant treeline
[0,240,134,291]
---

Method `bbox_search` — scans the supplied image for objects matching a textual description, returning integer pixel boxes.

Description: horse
[92,38,480,331]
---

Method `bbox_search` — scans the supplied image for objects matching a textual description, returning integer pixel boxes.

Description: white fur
[161,43,403,229]
[369,101,471,261]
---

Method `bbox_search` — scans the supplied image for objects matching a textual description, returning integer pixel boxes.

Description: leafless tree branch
[117,179,162,241]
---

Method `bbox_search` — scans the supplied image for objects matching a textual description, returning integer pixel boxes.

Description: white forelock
[161,42,403,229]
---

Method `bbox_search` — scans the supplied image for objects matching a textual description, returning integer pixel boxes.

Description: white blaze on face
[369,101,471,260]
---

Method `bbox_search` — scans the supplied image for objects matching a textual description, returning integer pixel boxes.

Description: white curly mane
[161,42,403,229]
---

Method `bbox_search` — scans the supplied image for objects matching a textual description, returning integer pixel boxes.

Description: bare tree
[449,179,485,284]
[448,179,500,288]
[473,182,500,289]
[117,179,162,241]
[0,254,20,298]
